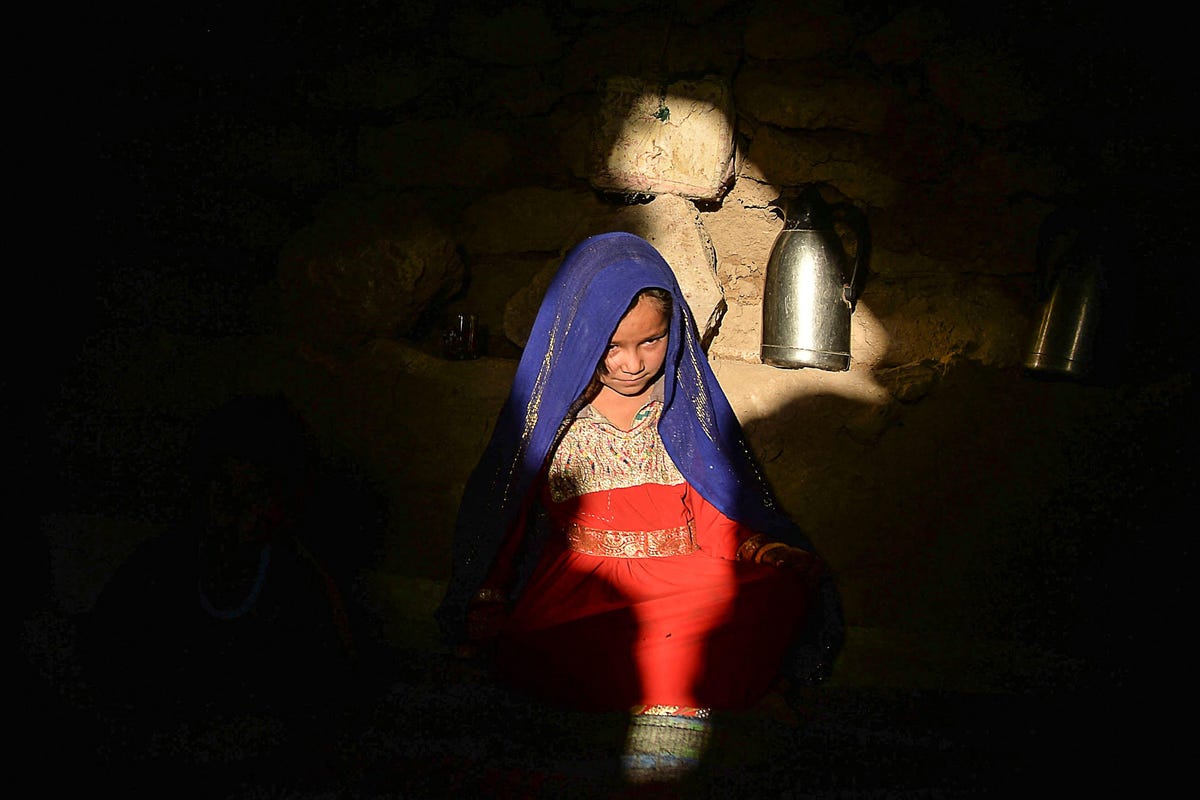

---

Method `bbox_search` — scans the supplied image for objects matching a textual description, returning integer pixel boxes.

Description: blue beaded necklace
[198,544,272,620]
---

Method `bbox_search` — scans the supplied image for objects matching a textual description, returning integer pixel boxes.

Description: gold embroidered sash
[565,522,697,558]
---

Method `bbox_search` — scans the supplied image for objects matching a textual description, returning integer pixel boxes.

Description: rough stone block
[278,193,464,344]
[460,186,609,255]
[505,194,726,348]
[589,75,737,201]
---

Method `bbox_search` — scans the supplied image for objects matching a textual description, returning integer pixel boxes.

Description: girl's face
[597,294,670,398]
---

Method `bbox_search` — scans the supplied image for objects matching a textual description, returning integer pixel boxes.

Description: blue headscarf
[436,232,842,683]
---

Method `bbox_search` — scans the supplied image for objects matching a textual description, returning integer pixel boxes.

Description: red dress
[490,395,814,712]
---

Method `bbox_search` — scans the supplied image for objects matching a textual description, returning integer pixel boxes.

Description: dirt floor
[20,615,1174,799]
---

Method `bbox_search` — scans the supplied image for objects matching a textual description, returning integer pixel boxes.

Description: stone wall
[49,0,1193,693]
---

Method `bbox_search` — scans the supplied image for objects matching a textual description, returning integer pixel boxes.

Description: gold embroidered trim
[548,400,684,502]
[565,522,697,558]
[631,704,711,718]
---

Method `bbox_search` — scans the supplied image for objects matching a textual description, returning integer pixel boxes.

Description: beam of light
[596,80,736,200]
[713,300,893,427]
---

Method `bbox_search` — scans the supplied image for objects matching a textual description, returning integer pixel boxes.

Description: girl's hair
[630,286,672,317]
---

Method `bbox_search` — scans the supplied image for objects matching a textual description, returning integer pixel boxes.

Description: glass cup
[443,313,478,360]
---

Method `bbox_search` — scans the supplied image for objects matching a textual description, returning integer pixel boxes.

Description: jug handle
[833,202,870,309]
[767,200,786,223]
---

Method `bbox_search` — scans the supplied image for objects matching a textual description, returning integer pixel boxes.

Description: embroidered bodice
[546,398,684,504]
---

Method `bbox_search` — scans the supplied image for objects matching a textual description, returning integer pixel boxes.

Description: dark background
[24,1,1196,794]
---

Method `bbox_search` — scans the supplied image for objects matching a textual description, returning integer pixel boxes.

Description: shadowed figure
[81,394,359,791]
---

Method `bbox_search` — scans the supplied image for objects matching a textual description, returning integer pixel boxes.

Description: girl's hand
[759,544,826,587]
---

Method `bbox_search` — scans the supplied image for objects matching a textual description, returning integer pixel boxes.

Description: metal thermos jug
[1023,207,1107,378]
[762,186,869,371]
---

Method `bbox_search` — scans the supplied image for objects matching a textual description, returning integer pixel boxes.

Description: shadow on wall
[756,359,1190,688]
